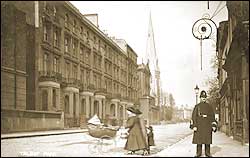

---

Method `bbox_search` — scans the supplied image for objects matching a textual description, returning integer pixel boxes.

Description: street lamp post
[194,85,199,104]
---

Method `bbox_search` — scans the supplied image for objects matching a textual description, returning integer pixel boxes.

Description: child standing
[147,126,155,154]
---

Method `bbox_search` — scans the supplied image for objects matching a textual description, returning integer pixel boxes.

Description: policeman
[190,90,217,157]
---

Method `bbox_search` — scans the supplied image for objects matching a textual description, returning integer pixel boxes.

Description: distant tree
[165,93,176,120]
[205,77,220,113]
[165,106,173,120]
[204,54,220,113]
[169,93,176,107]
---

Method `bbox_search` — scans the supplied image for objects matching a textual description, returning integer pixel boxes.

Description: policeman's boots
[205,144,212,157]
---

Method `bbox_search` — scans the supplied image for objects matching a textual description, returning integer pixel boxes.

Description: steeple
[145,11,161,107]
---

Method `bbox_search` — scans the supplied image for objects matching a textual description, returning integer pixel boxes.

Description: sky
[70,1,228,107]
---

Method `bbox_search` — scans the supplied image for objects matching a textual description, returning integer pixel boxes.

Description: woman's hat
[200,90,207,98]
[126,106,142,115]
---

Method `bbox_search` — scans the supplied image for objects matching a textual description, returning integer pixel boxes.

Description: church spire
[145,11,161,106]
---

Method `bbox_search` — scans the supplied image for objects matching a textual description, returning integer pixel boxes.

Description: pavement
[156,131,249,157]
[1,128,88,139]
[1,127,249,157]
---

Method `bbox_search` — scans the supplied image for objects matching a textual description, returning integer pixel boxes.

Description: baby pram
[87,115,120,153]
[88,124,119,138]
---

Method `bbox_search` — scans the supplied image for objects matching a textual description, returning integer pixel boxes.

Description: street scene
[2,123,248,157]
[1,1,249,157]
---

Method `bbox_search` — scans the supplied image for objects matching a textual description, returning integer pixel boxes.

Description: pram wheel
[88,141,101,154]
[99,135,116,153]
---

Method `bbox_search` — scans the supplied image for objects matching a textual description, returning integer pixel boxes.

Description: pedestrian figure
[147,126,155,154]
[124,107,148,155]
[190,90,217,157]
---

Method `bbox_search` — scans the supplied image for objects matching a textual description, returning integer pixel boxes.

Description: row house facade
[114,38,160,125]
[172,105,192,122]
[217,1,249,144]
[1,1,140,132]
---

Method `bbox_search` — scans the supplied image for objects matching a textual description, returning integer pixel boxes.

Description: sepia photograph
[1,1,249,157]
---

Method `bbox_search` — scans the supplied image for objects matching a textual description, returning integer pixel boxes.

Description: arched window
[64,95,69,113]
[110,104,115,117]
[42,90,48,111]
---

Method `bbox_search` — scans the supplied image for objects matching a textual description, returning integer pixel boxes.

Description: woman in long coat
[124,107,148,154]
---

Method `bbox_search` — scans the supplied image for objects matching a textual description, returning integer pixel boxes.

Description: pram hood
[87,114,102,125]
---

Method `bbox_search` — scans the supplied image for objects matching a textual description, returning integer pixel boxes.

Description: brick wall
[1,3,27,110]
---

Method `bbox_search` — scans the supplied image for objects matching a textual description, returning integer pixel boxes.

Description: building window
[94,101,99,116]
[120,106,123,118]
[73,20,77,33]
[73,40,77,56]
[65,14,69,28]
[110,104,115,117]
[81,99,86,115]
[86,71,90,88]
[105,79,107,90]
[80,69,84,85]
[87,31,89,38]
[43,53,48,73]
[43,24,48,41]
[42,90,48,111]
[80,47,83,61]
[53,89,56,108]
[65,62,70,79]
[98,40,101,50]
[94,36,97,49]
[114,67,116,77]
[86,31,90,43]
[97,76,100,89]
[98,56,101,69]
[80,26,83,35]
[105,61,107,73]
[85,50,90,64]
[73,65,77,79]
[93,74,97,88]
[53,6,57,16]
[54,31,57,46]
[108,63,111,74]
[53,57,59,73]
[65,95,69,113]
[65,37,69,53]
[93,54,96,68]
[54,29,59,47]
[73,93,76,116]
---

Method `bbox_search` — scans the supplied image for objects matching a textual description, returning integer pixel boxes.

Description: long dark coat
[191,102,216,144]
[124,116,148,151]
[148,131,155,146]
